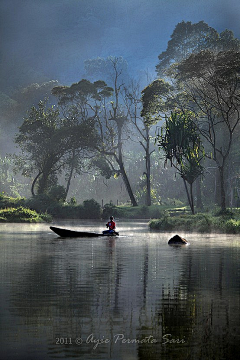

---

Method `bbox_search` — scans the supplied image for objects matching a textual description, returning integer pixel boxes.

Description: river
[0,220,240,360]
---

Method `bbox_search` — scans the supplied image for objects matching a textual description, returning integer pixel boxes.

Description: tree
[144,21,240,210]
[15,100,98,197]
[156,21,240,78]
[53,59,138,206]
[123,80,155,206]
[86,57,138,206]
[157,112,204,214]
[176,50,240,211]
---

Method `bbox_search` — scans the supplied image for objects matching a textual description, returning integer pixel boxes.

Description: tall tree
[53,59,138,206]
[15,100,98,197]
[156,20,240,78]
[144,21,240,210]
[157,111,204,214]
[176,50,240,211]
[122,81,153,205]
[86,57,138,206]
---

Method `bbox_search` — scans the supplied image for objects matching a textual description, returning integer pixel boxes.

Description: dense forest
[1,20,240,214]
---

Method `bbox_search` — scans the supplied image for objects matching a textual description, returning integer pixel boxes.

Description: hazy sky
[1,0,240,90]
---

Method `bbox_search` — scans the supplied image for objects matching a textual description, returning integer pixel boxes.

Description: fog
[1,0,240,205]
[1,0,240,90]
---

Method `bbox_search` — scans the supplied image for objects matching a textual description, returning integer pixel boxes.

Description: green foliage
[157,111,204,214]
[15,99,99,196]
[0,206,51,223]
[52,79,113,105]
[90,156,113,179]
[158,111,204,175]
[25,194,52,214]
[224,219,240,233]
[69,197,77,205]
[82,199,101,218]
[25,195,102,219]
[0,193,25,209]
[102,203,175,219]
[47,185,66,202]
[141,79,173,123]
[52,59,138,207]
[102,203,125,219]
[0,156,25,197]
[149,211,240,233]
[176,50,240,211]
[156,20,240,77]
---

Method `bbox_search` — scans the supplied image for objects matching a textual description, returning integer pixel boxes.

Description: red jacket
[106,220,115,230]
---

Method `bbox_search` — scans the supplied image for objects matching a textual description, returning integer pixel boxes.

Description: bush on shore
[0,206,51,223]
[0,194,102,221]
[25,197,102,219]
[2,193,240,232]
[149,211,240,233]
[102,203,180,219]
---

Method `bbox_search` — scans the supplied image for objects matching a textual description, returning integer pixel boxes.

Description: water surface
[0,220,240,359]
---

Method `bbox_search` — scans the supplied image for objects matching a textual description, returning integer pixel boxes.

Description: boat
[50,226,119,238]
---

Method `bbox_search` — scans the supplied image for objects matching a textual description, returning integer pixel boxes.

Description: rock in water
[168,234,188,245]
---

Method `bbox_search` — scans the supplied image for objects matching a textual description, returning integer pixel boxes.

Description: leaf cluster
[141,79,173,124]
[156,20,240,77]
[52,79,113,106]
[158,111,204,184]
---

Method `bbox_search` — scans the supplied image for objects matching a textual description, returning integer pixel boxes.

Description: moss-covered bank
[0,193,182,221]
[0,207,51,223]
[2,193,240,233]
[149,210,240,233]
[101,203,186,219]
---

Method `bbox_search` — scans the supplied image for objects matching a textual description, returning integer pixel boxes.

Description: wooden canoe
[50,226,119,238]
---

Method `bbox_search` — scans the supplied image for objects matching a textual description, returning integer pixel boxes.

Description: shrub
[82,199,101,218]
[25,194,52,213]
[48,185,66,202]
[0,194,25,209]
[0,206,51,223]
[224,219,240,233]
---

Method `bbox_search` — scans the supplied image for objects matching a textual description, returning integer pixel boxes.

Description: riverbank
[149,210,240,233]
[0,206,51,223]
[1,194,240,233]
[0,194,180,222]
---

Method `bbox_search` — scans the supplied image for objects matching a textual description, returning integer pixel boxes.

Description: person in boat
[103,216,116,234]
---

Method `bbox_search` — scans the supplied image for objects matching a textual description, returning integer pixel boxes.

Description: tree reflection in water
[1,225,240,359]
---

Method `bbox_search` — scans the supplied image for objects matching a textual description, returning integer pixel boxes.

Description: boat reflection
[0,222,239,359]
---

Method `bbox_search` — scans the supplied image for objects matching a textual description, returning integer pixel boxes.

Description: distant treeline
[1,21,240,215]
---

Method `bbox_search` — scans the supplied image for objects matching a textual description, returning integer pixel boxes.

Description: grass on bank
[0,194,184,221]
[102,202,189,219]
[149,210,240,233]
[0,206,51,223]
[1,193,240,233]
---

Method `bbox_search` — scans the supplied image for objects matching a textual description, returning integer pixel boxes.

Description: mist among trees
[1,19,240,212]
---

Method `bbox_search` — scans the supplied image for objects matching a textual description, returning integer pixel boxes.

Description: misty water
[0,220,240,360]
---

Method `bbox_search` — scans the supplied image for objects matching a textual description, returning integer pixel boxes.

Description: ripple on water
[0,223,240,359]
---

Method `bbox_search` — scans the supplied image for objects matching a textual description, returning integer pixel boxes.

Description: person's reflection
[107,237,115,253]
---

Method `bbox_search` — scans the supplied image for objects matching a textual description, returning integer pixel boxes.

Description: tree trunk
[183,178,194,214]
[65,165,74,201]
[31,171,42,196]
[116,118,138,207]
[218,166,226,212]
[65,151,75,201]
[145,127,151,206]
[196,176,203,210]
[38,171,50,194]
[189,182,195,215]
[118,160,138,206]
[214,167,221,206]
